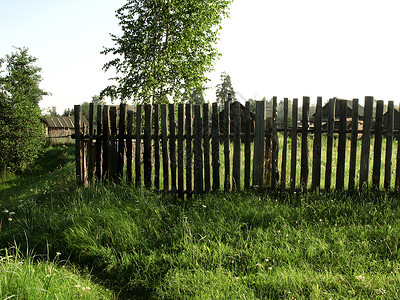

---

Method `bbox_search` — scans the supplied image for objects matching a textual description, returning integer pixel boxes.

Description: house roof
[44,116,89,128]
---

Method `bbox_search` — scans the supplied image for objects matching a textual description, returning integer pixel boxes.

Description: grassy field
[1,146,400,299]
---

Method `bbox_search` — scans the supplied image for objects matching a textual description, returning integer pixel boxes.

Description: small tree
[0,47,48,173]
[215,72,236,104]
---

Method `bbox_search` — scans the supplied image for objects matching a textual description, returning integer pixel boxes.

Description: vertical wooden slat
[177,104,185,198]
[384,101,394,189]
[169,104,177,193]
[126,111,133,184]
[348,98,359,190]
[185,104,193,196]
[396,102,400,189]
[290,98,298,193]
[253,100,265,188]
[300,96,310,190]
[281,98,288,190]
[193,105,203,194]
[117,103,126,183]
[143,104,152,189]
[325,98,334,190]
[244,101,251,190]
[271,96,278,189]
[359,96,374,189]
[233,101,241,190]
[135,105,142,188]
[372,100,383,188]
[109,106,118,182]
[95,105,102,181]
[74,105,82,185]
[211,103,220,191]
[336,100,347,190]
[154,105,160,190]
[161,104,169,191]
[102,106,109,183]
[87,103,94,183]
[203,103,211,192]
[311,97,322,190]
[223,101,231,190]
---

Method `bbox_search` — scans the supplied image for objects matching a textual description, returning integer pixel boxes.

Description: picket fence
[73,96,400,197]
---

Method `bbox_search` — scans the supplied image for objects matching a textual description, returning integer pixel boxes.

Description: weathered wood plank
[203,103,211,193]
[359,96,374,189]
[325,98,334,190]
[153,105,160,190]
[384,101,394,189]
[126,110,133,185]
[102,105,110,183]
[117,103,126,182]
[87,103,94,183]
[311,97,322,190]
[185,104,193,196]
[336,100,347,190]
[253,100,265,188]
[135,105,142,188]
[169,104,177,193]
[143,104,152,189]
[177,104,185,198]
[74,105,83,185]
[290,98,298,193]
[244,101,251,190]
[109,106,118,182]
[232,101,241,190]
[161,104,169,191]
[211,103,220,191]
[281,98,288,190]
[95,105,102,181]
[193,105,203,194]
[372,100,384,188]
[223,101,231,191]
[396,102,400,189]
[300,96,310,190]
[348,98,359,190]
[271,96,278,189]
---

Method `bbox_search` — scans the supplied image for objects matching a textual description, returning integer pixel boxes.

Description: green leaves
[101,0,233,104]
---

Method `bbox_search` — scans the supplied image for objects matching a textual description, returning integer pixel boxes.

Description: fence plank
[281,98,288,190]
[144,104,152,189]
[384,101,394,189]
[325,98,334,190]
[396,102,400,189]
[177,104,184,198]
[102,106,110,183]
[359,96,374,188]
[311,97,322,190]
[161,104,169,191]
[95,105,102,181]
[135,105,142,188]
[212,103,220,191]
[193,105,203,194]
[203,103,211,193]
[88,103,94,182]
[348,98,359,190]
[126,111,133,184]
[300,96,310,190]
[224,101,231,190]
[232,101,241,190]
[253,100,265,188]
[185,104,193,196]
[169,104,177,193]
[336,100,347,190]
[244,101,251,190]
[372,100,384,188]
[290,98,298,193]
[271,97,278,189]
[154,105,160,190]
[117,104,126,182]
[74,105,83,185]
[110,107,118,182]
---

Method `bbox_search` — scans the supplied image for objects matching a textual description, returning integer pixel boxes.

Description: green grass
[1,146,400,298]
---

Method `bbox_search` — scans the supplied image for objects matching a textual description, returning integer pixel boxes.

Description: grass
[1,146,400,298]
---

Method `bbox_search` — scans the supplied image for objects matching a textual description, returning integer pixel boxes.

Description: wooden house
[383,107,400,131]
[44,116,89,142]
[218,101,255,134]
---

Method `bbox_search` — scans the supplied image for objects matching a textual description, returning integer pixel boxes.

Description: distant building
[43,116,89,143]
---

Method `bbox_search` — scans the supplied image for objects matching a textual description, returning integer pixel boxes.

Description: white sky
[1,0,400,113]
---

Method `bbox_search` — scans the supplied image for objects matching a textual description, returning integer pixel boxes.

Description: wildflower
[3,209,8,214]
[74,285,81,288]
[56,252,61,256]
[355,275,365,281]
[9,212,15,216]
[8,218,12,222]
[202,205,207,208]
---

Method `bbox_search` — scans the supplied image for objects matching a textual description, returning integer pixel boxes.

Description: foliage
[63,95,105,121]
[216,71,236,103]
[101,0,232,104]
[0,47,48,174]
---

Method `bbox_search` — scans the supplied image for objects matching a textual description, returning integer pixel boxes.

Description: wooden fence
[73,96,400,197]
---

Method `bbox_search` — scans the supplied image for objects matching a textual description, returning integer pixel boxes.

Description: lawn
[1,146,400,299]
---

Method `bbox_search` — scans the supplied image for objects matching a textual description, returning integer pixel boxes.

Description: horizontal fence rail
[73,97,400,197]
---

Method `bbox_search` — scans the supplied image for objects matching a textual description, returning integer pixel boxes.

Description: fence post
[161,104,169,191]
[74,105,83,186]
[325,98,334,190]
[177,104,185,198]
[211,103,220,191]
[244,101,251,190]
[154,105,160,190]
[127,110,133,185]
[290,98,298,193]
[203,103,211,192]
[281,98,289,190]
[109,107,118,182]
[95,105,102,181]
[232,101,241,190]
[384,101,394,189]
[102,106,110,183]
[359,96,374,189]
[311,97,322,190]
[253,100,265,188]
[348,98,359,190]
[193,105,203,194]
[185,104,193,196]
[300,96,310,191]
[223,101,231,191]
[144,104,152,189]
[135,105,142,188]
[87,103,94,183]
[372,100,384,188]
[336,100,347,190]
[117,103,126,183]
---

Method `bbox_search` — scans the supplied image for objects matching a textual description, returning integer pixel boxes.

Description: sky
[1,0,400,114]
